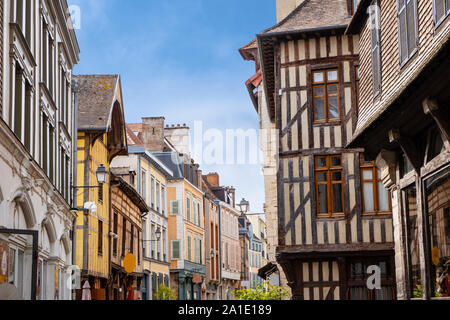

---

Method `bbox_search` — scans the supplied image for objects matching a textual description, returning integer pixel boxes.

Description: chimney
[229,186,236,207]
[276,0,305,22]
[141,117,165,152]
[205,173,220,188]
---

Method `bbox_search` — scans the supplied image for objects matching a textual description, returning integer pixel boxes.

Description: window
[315,155,344,218]
[187,235,192,261]
[98,221,103,255]
[113,213,118,256]
[156,181,161,212]
[313,69,340,122]
[347,258,395,300]
[130,225,134,254]
[369,1,382,95]
[433,0,450,25]
[193,200,198,225]
[425,169,450,297]
[151,176,155,209]
[186,195,191,221]
[162,186,166,215]
[405,185,421,297]
[197,203,201,227]
[170,200,180,215]
[397,0,418,65]
[360,156,391,215]
[355,65,360,114]
[141,170,147,202]
[351,0,361,14]
[122,218,127,256]
[171,240,181,260]
[98,183,103,203]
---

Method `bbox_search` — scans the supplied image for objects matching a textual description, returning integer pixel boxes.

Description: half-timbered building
[346,0,450,299]
[241,0,396,300]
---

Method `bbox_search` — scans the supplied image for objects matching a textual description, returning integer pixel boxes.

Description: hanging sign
[432,246,440,266]
[0,241,8,283]
[123,253,136,274]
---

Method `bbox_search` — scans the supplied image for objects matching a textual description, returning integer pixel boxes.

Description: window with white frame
[170,200,180,215]
[171,240,181,260]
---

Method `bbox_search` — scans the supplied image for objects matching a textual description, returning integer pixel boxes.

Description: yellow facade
[184,181,205,264]
[75,131,111,285]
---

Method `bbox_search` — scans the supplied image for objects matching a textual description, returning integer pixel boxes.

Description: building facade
[241,0,397,300]
[110,142,172,300]
[201,178,221,300]
[0,0,79,300]
[74,75,128,300]
[203,173,241,300]
[249,234,264,289]
[109,173,148,300]
[347,0,450,299]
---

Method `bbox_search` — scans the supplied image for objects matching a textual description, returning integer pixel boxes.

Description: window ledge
[399,47,419,71]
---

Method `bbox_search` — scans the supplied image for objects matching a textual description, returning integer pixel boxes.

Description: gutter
[71,79,79,300]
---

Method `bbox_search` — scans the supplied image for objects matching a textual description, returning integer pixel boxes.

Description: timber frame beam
[389,129,423,172]
[423,98,450,144]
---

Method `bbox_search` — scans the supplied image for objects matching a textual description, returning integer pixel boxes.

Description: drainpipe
[214,200,222,299]
[71,79,79,300]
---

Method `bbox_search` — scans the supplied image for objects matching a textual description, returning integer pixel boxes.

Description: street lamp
[238,198,249,215]
[143,227,161,243]
[95,164,107,184]
[210,249,215,259]
[72,164,108,190]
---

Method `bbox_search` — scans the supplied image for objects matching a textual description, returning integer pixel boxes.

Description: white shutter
[170,200,180,215]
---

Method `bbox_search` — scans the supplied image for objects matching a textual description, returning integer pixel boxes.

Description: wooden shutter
[398,0,407,63]
[172,240,180,259]
[170,200,179,215]
[434,0,445,23]
[370,1,382,95]
[406,0,417,55]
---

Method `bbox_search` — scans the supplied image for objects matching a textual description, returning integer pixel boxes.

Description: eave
[346,0,371,34]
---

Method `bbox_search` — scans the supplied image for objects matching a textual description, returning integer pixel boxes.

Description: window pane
[329,96,339,119]
[315,97,325,120]
[350,287,368,300]
[332,171,342,181]
[378,182,390,211]
[314,86,324,97]
[317,157,327,168]
[328,85,338,95]
[318,184,328,214]
[435,0,445,21]
[314,72,324,83]
[406,0,416,54]
[332,183,343,213]
[317,173,327,182]
[364,182,375,212]
[331,156,341,167]
[327,70,338,81]
[363,169,373,180]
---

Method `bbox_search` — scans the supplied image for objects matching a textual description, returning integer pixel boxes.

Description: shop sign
[192,273,202,284]
[0,241,8,283]
[432,246,440,266]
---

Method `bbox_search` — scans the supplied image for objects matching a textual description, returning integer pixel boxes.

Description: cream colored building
[111,144,173,300]
[0,0,79,300]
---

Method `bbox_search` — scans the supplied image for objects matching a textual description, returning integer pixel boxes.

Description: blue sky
[68,0,276,213]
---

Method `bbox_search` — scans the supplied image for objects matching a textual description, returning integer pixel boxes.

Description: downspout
[71,79,79,300]
[215,200,223,298]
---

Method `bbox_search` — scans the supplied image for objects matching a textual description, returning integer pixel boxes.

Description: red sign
[192,274,203,284]
[0,241,8,284]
